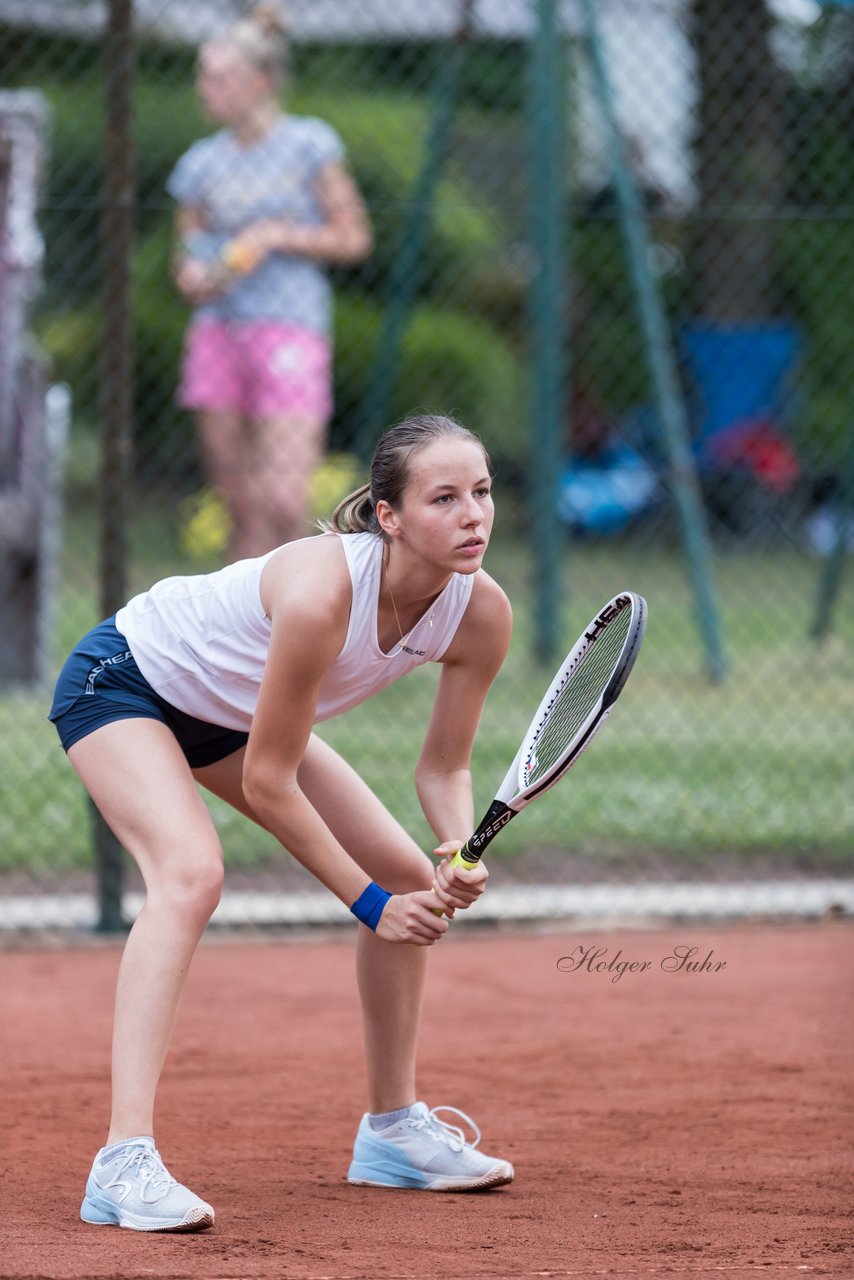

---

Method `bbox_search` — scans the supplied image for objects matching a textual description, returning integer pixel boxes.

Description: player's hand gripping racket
[434,591,646,912]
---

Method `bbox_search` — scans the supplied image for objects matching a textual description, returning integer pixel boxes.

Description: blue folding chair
[680,321,803,536]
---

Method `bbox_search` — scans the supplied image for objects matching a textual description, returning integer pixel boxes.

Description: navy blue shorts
[48,617,250,768]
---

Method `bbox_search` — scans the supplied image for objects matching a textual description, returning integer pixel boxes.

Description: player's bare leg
[69,720,224,1139]
[68,720,219,1229]
[354,927,427,1113]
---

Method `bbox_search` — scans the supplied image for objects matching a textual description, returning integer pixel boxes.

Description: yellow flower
[179,488,230,561]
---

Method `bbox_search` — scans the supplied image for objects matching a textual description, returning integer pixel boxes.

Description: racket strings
[523,610,633,787]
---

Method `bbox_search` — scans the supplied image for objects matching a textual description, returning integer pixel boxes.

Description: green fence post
[356,4,473,459]
[528,0,568,666]
[579,0,727,683]
[95,0,136,933]
[811,424,853,642]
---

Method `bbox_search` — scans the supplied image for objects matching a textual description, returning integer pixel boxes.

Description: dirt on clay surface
[2,919,853,1280]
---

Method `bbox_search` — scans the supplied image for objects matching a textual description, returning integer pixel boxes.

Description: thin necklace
[386,574,407,647]
[384,552,435,655]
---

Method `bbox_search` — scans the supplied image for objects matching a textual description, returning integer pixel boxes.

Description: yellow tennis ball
[221,241,262,274]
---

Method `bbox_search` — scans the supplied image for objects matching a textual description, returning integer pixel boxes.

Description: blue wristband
[350,882,392,931]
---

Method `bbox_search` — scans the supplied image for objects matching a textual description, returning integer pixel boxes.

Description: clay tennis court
[3,919,852,1280]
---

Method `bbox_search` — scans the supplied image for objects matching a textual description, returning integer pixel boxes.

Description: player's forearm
[243,776,369,907]
[415,767,475,846]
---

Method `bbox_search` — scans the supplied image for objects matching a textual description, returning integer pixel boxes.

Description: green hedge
[334,293,525,461]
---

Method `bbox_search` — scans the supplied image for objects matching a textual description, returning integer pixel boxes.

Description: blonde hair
[211,4,290,87]
[321,413,490,536]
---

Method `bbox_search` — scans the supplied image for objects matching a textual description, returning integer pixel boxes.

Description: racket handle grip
[449,844,481,870]
[431,842,482,916]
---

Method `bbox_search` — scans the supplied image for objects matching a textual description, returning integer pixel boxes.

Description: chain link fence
[1,0,852,935]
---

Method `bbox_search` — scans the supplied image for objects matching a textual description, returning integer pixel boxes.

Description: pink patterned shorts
[179,320,333,421]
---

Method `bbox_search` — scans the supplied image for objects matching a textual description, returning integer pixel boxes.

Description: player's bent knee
[154,855,224,922]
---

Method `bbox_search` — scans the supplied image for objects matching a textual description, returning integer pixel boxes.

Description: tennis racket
[437,590,647,895]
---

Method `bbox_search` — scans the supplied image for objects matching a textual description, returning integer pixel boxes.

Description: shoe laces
[112,1143,177,1199]
[409,1105,482,1153]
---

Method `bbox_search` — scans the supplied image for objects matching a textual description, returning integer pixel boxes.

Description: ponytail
[319,482,379,534]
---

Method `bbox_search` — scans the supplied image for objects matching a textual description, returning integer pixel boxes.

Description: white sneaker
[80,1137,215,1231]
[348,1102,514,1192]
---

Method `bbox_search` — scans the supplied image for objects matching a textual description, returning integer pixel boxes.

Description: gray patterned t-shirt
[167,114,345,333]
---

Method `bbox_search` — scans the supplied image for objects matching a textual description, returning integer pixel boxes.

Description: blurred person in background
[170,3,372,561]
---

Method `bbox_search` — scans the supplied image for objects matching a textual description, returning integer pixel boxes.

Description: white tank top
[115,532,474,731]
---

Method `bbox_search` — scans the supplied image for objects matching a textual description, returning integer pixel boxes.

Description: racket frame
[453,590,646,868]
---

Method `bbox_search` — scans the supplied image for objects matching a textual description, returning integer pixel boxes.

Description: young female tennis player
[49,413,514,1231]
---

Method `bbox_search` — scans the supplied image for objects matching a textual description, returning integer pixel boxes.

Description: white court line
[0,879,852,931]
